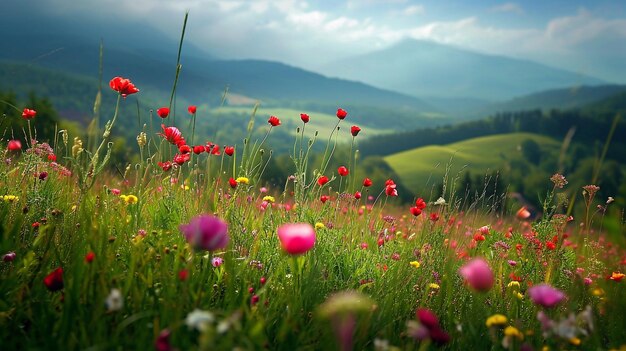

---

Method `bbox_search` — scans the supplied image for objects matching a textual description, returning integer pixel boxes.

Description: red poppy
[320,195,330,203]
[188,105,197,115]
[229,177,238,188]
[351,125,361,136]
[410,206,422,216]
[85,252,95,263]
[430,213,440,222]
[337,166,349,177]
[156,107,170,118]
[179,145,191,154]
[473,233,485,241]
[159,125,184,145]
[415,198,426,210]
[47,154,57,162]
[109,76,139,97]
[224,146,235,156]
[210,145,221,155]
[7,140,21,151]
[173,153,190,165]
[178,269,189,281]
[336,108,348,119]
[158,161,172,171]
[516,206,531,220]
[192,145,205,154]
[268,116,281,126]
[318,176,329,186]
[300,113,310,123]
[546,241,556,250]
[363,178,373,187]
[22,108,37,120]
[385,179,398,197]
[354,191,362,199]
[43,267,64,292]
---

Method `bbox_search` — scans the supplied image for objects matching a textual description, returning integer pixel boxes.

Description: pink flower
[2,251,16,262]
[459,258,494,292]
[277,223,316,255]
[179,215,229,252]
[528,283,565,308]
[211,257,224,267]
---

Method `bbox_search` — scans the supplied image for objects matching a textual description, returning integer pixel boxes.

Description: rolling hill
[384,133,559,193]
[319,39,605,101]
[470,84,626,119]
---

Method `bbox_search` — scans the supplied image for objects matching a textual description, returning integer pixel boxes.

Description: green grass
[385,132,560,193]
[1,86,624,351]
[213,106,395,140]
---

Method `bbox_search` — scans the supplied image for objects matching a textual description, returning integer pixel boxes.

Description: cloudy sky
[6,0,626,82]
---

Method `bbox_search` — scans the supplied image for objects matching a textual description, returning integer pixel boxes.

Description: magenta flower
[211,257,224,267]
[409,308,450,345]
[459,258,494,292]
[277,223,316,255]
[528,283,565,308]
[179,215,229,252]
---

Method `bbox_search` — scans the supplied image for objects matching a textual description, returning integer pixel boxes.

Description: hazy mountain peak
[320,39,605,100]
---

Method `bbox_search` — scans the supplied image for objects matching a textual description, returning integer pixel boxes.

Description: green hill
[212,107,394,140]
[384,133,559,193]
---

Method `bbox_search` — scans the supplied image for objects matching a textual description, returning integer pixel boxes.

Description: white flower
[434,197,446,206]
[217,320,230,334]
[105,288,123,312]
[185,309,215,331]
[607,197,614,204]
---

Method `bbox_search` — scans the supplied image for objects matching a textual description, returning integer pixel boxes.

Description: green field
[212,106,395,141]
[385,132,560,193]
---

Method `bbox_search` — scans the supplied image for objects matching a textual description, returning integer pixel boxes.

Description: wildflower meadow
[1,15,626,351]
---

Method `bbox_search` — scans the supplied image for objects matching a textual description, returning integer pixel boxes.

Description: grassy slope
[212,107,395,140]
[385,132,559,193]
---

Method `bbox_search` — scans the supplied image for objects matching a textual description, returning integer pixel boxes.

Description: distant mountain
[319,39,605,100]
[471,84,626,118]
[1,35,437,129]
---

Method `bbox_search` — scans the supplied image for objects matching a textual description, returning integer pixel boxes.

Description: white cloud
[402,5,425,16]
[490,2,524,15]
[20,0,626,81]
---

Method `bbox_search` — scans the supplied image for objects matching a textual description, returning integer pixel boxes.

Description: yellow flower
[236,177,249,184]
[263,195,275,203]
[120,194,138,204]
[2,195,19,203]
[486,314,508,327]
[507,281,521,290]
[315,222,326,230]
[592,288,604,297]
[504,326,524,340]
[409,261,420,268]
[181,184,190,191]
[515,292,524,300]
[428,283,440,290]
[569,337,581,346]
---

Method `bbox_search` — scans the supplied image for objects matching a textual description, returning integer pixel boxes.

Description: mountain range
[319,39,605,101]
[0,10,621,130]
